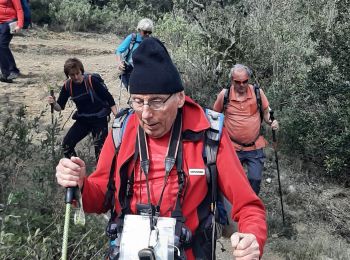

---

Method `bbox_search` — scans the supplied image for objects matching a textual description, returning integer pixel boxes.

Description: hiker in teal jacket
[115,18,153,90]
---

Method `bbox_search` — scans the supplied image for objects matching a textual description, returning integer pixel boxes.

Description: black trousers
[62,118,108,162]
[0,23,19,78]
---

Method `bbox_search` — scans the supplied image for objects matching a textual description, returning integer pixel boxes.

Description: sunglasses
[233,79,249,85]
[143,31,152,34]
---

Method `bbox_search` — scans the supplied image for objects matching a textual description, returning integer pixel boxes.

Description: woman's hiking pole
[117,80,123,112]
[50,89,55,156]
[50,89,56,186]
[50,89,54,120]
[270,110,285,225]
[62,187,75,260]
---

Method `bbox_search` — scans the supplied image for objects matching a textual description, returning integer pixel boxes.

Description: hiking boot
[7,72,20,80]
[0,76,13,83]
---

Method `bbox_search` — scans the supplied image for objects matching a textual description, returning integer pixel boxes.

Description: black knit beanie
[129,37,184,94]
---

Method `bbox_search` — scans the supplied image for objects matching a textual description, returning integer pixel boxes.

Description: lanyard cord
[138,110,183,227]
[157,111,182,211]
[137,127,154,229]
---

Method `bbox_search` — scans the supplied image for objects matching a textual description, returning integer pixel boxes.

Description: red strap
[85,74,95,103]
[64,79,73,97]
[66,75,94,102]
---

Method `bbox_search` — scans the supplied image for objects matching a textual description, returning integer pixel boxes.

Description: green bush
[49,0,95,31]
[107,5,143,36]
[30,0,52,25]
[1,196,107,259]
[156,9,236,106]
[31,0,154,33]
[106,0,172,17]
[276,1,350,176]
[164,0,350,176]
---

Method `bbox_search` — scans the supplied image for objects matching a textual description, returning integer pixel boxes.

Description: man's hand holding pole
[56,157,86,260]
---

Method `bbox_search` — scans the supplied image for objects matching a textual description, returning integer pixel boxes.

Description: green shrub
[31,0,151,33]
[165,0,350,176]
[107,0,172,17]
[30,0,52,25]
[1,196,107,259]
[0,105,108,259]
[108,5,143,36]
[49,0,94,31]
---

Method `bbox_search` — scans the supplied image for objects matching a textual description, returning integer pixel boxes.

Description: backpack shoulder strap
[131,32,137,43]
[131,32,142,44]
[222,87,230,113]
[254,84,264,122]
[83,74,95,103]
[104,108,134,212]
[112,108,133,150]
[124,33,137,62]
[204,108,224,198]
[88,74,93,90]
[205,108,224,144]
[64,79,73,97]
[203,108,225,257]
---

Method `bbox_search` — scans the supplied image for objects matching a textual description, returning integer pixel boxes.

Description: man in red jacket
[56,37,267,259]
[0,0,23,83]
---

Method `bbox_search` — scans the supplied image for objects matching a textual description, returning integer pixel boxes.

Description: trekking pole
[62,187,75,260]
[269,110,285,225]
[50,89,54,120]
[50,89,55,156]
[49,89,57,187]
[116,79,123,112]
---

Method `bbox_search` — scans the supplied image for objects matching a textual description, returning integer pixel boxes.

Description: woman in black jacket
[48,58,117,161]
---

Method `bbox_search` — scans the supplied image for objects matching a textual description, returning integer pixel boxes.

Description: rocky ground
[1,28,349,260]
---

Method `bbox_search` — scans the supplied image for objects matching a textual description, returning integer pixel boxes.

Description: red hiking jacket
[0,0,24,28]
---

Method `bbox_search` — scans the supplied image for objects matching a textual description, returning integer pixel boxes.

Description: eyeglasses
[128,94,173,111]
[233,79,249,85]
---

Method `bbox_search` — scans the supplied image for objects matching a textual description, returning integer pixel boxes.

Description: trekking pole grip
[269,110,276,142]
[65,187,75,204]
[50,89,54,113]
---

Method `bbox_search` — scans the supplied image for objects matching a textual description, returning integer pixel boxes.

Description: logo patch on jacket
[189,168,205,176]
